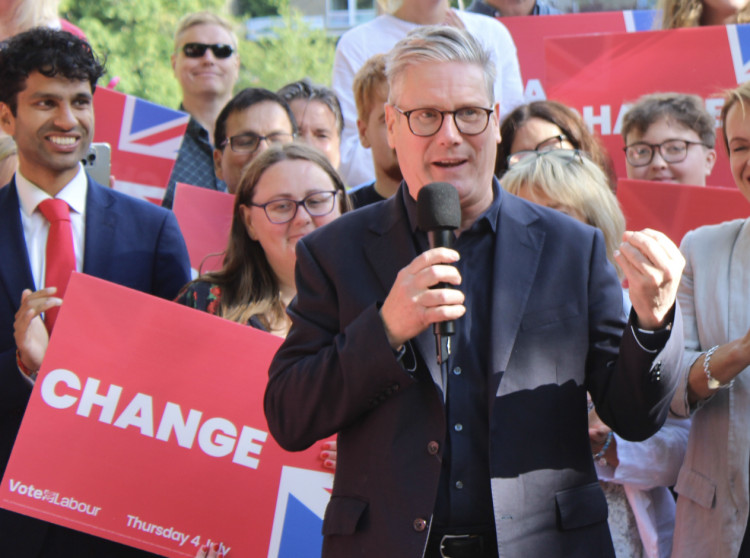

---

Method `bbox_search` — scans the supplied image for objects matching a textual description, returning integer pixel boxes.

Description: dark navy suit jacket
[265,183,683,558]
[0,176,190,557]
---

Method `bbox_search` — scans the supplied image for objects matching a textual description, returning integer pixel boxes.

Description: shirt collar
[16,163,88,218]
[402,178,502,235]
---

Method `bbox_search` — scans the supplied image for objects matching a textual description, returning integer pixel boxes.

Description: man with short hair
[331,0,525,188]
[0,28,190,557]
[466,0,562,16]
[213,88,297,194]
[348,53,402,208]
[622,92,717,186]
[265,25,685,558]
[162,11,240,209]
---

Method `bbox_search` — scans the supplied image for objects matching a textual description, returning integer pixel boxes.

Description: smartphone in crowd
[81,142,112,186]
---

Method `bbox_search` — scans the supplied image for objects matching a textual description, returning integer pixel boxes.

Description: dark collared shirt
[466,0,562,16]
[349,181,388,209]
[403,183,500,533]
[161,115,227,210]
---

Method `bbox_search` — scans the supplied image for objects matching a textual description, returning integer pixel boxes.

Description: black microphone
[416,182,461,364]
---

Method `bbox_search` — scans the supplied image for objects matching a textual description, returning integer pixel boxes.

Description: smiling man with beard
[0,28,189,557]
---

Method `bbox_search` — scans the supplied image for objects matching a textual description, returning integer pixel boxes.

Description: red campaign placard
[94,87,189,204]
[544,24,750,189]
[172,183,234,277]
[617,178,750,245]
[499,10,655,102]
[0,274,333,557]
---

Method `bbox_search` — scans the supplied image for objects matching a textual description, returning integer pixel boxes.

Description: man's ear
[213,148,224,180]
[385,104,397,149]
[357,118,371,149]
[704,148,717,177]
[0,103,15,136]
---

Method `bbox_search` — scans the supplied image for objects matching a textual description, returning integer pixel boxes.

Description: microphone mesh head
[416,182,461,231]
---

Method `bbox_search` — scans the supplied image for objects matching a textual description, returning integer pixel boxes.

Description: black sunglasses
[182,42,234,59]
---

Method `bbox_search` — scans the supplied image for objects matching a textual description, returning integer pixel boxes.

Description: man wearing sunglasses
[162,11,240,209]
[266,25,685,558]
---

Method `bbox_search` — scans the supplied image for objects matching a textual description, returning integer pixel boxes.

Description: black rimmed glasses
[507,134,570,167]
[624,139,709,167]
[221,132,295,154]
[250,191,339,224]
[182,42,235,59]
[393,106,494,137]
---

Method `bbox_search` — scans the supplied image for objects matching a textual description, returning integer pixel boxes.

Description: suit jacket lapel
[82,179,116,277]
[489,193,545,398]
[0,180,36,305]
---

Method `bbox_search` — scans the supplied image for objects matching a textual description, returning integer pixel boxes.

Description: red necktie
[38,198,76,332]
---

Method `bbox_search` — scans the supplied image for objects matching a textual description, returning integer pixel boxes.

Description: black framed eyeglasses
[393,106,494,137]
[221,132,295,154]
[624,139,709,167]
[182,42,235,59]
[507,134,570,167]
[250,191,339,224]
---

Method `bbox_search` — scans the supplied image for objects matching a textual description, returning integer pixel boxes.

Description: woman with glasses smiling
[176,143,350,336]
[183,144,350,558]
[496,100,617,191]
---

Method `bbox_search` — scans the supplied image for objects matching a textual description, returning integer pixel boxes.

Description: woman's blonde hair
[501,150,626,278]
[658,0,750,28]
[720,81,750,152]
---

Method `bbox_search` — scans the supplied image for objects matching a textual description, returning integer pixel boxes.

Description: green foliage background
[58,0,336,109]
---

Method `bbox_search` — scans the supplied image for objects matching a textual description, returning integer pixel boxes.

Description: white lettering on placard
[580,98,725,138]
[7,479,101,516]
[126,515,190,546]
[524,79,547,101]
[39,370,267,470]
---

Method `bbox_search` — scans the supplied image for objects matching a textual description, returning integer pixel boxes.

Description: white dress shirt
[15,164,87,289]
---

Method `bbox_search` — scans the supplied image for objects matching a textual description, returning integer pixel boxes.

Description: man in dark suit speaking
[265,26,685,558]
[0,28,190,556]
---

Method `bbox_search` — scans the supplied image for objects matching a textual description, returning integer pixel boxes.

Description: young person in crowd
[622,92,716,186]
[177,142,350,336]
[347,53,402,208]
[277,79,343,173]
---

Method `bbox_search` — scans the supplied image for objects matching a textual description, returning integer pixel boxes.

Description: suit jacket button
[427,441,439,455]
[413,518,427,532]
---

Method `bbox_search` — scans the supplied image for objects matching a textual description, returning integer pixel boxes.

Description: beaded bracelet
[593,431,613,464]
[15,349,39,382]
[703,345,733,390]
